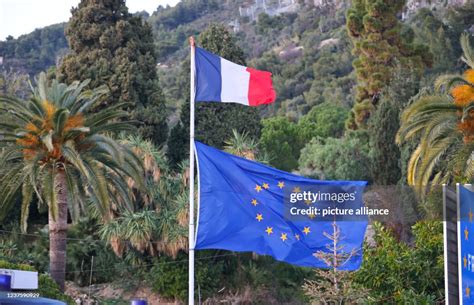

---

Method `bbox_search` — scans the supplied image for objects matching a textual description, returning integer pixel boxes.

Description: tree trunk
[49,170,68,291]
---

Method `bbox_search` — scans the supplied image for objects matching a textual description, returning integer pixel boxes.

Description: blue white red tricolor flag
[194,47,276,106]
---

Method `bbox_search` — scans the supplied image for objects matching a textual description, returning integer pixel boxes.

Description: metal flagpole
[442,184,449,305]
[188,36,196,305]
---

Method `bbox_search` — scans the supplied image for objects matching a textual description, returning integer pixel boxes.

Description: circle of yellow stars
[251,181,311,244]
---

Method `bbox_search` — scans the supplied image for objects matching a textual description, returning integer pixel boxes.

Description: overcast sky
[0,0,181,40]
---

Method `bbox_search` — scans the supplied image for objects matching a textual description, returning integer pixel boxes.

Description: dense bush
[146,251,225,301]
[260,116,303,172]
[145,251,311,303]
[38,274,75,305]
[298,102,349,141]
[0,259,35,271]
[66,219,122,285]
[354,221,444,303]
[298,131,371,181]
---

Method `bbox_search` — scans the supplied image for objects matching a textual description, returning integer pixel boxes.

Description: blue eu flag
[459,185,474,303]
[194,141,368,270]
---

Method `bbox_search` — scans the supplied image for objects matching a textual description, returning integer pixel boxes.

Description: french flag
[194,47,276,106]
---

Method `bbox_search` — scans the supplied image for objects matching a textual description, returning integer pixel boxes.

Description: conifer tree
[58,0,168,145]
[369,65,420,185]
[302,222,369,304]
[346,0,431,129]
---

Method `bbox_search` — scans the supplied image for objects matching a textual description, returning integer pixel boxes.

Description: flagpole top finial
[189,36,195,47]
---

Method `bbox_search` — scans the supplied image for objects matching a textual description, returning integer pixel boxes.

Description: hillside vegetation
[0,0,473,303]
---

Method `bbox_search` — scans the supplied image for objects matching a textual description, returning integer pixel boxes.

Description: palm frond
[461,33,474,68]
[435,74,470,92]
[0,71,145,242]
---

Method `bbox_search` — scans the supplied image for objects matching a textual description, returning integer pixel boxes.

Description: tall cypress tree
[369,65,420,185]
[346,0,431,129]
[167,24,261,165]
[58,0,168,145]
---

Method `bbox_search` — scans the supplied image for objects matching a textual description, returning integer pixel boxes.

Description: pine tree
[302,222,369,304]
[167,24,261,164]
[346,0,432,129]
[57,0,168,145]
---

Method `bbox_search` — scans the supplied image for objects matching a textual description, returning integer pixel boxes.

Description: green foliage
[198,24,246,64]
[354,221,444,303]
[38,274,75,305]
[166,122,188,167]
[57,0,168,145]
[298,102,349,141]
[445,3,474,55]
[0,72,145,289]
[0,24,68,75]
[299,131,371,181]
[368,65,420,185]
[147,251,224,301]
[0,70,30,99]
[151,0,218,29]
[369,98,402,185]
[0,72,144,226]
[66,219,121,285]
[256,13,297,35]
[397,35,474,193]
[410,8,459,73]
[346,0,431,129]
[260,116,302,171]
[149,0,220,59]
[146,251,310,303]
[0,259,35,271]
[224,130,270,163]
[101,135,188,259]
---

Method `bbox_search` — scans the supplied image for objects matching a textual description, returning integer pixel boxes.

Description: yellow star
[280,233,287,241]
[292,186,301,193]
[303,227,311,235]
[467,286,471,297]
[262,182,269,189]
[295,234,300,240]
[465,226,469,240]
[255,185,262,192]
[305,199,312,205]
[256,213,263,222]
[251,199,258,206]
[470,209,473,222]
[464,255,468,268]
[278,181,285,189]
[308,213,316,219]
[265,227,273,235]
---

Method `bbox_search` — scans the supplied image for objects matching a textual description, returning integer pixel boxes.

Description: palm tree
[224,129,270,163]
[0,73,144,290]
[397,34,474,194]
[100,135,188,260]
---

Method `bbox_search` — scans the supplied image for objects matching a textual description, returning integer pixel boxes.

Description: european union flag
[194,141,368,270]
[459,185,474,304]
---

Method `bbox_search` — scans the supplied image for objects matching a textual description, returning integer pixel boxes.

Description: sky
[0,0,181,40]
